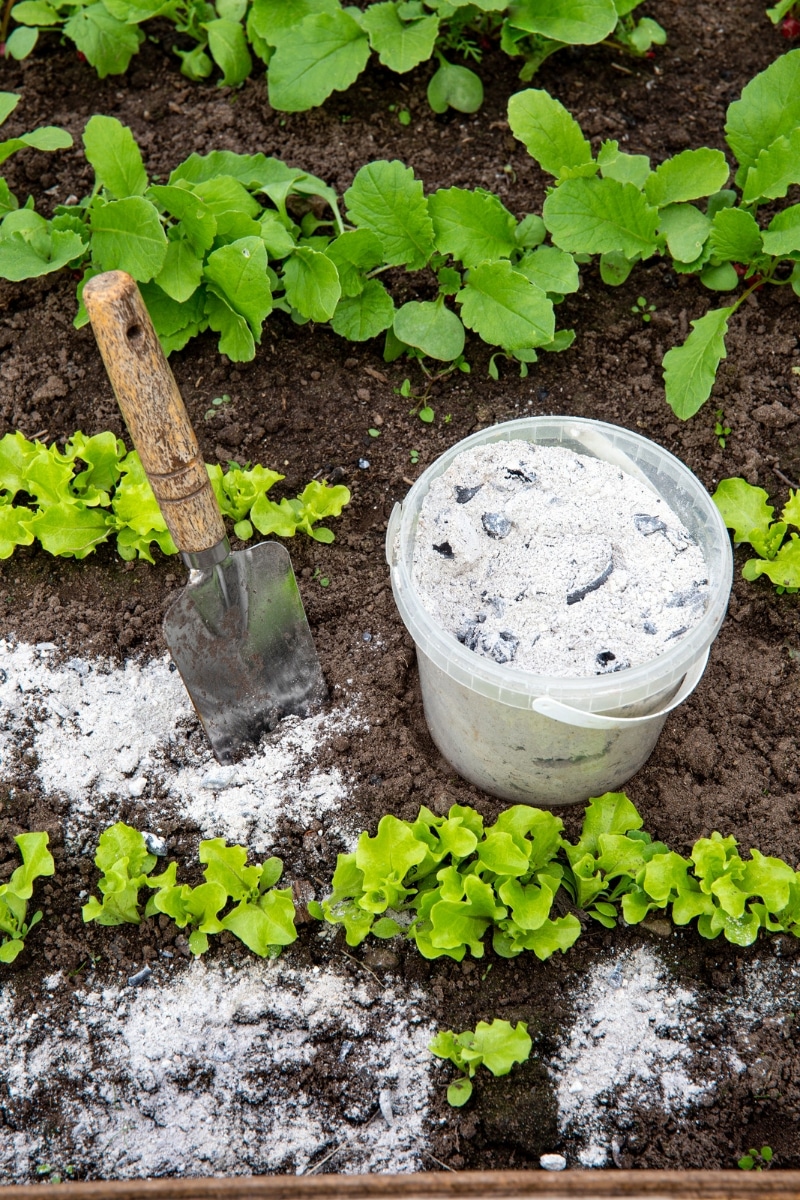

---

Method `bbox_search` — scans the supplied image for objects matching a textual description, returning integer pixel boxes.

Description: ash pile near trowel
[412,441,709,678]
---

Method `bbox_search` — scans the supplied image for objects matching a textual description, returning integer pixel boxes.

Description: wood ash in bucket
[412,440,709,678]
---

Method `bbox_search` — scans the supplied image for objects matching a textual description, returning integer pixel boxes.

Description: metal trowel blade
[164,539,327,764]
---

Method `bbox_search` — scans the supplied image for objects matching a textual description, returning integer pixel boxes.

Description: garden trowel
[83,270,327,764]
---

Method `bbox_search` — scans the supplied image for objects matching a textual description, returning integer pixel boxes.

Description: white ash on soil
[0,958,434,1180]
[551,944,800,1168]
[0,640,360,853]
[413,441,709,678]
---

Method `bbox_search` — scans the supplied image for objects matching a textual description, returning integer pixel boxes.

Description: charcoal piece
[491,631,519,664]
[643,621,657,635]
[506,465,537,484]
[566,559,613,605]
[595,650,631,674]
[481,512,512,539]
[665,626,688,641]
[433,541,454,558]
[634,513,667,536]
[455,484,482,504]
[667,582,707,608]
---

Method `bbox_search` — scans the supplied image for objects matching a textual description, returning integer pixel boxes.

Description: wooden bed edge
[1,1169,798,1200]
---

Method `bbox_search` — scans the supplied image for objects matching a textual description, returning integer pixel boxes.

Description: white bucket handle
[530,648,709,730]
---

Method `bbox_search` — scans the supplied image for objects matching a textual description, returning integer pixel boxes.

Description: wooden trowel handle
[83,270,225,556]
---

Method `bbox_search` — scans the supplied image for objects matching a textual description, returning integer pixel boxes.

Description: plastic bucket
[386,417,733,806]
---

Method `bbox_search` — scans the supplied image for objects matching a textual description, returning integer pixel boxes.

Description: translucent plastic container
[386,417,733,806]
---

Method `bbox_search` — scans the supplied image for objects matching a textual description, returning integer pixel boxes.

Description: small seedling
[418,405,435,424]
[429,1019,533,1106]
[631,296,656,322]
[367,428,381,438]
[312,568,330,588]
[714,409,732,448]
[0,832,55,963]
[713,478,800,592]
[409,449,420,465]
[738,1146,774,1170]
[204,394,232,421]
[388,104,411,126]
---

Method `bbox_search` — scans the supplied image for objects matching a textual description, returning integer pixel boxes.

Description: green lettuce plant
[508,49,800,420]
[429,1018,532,1106]
[713,477,800,592]
[309,803,581,962]
[0,832,55,963]
[83,823,297,958]
[0,429,350,561]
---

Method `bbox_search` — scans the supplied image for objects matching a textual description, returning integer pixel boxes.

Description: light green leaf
[427,61,483,114]
[83,114,147,199]
[599,250,634,285]
[156,239,202,303]
[429,186,516,266]
[0,504,35,558]
[658,203,711,264]
[90,196,167,281]
[644,148,729,208]
[282,246,341,322]
[28,502,111,558]
[205,17,252,86]
[700,262,739,291]
[330,278,395,340]
[0,93,20,126]
[743,536,800,589]
[507,0,617,43]
[394,299,465,360]
[516,244,579,295]
[662,306,731,420]
[447,1076,473,1106]
[725,49,800,186]
[508,89,594,179]
[0,125,73,167]
[64,4,144,76]
[762,204,800,257]
[205,290,256,361]
[267,10,370,112]
[713,479,774,545]
[457,259,555,350]
[147,184,217,254]
[361,1,439,72]
[325,228,383,295]
[742,128,800,204]
[597,139,651,189]
[783,491,800,528]
[708,207,762,264]
[174,44,213,81]
[4,25,38,57]
[0,223,86,280]
[248,0,338,44]
[344,160,434,270]
[515,213,547,248]
[204,236,271,334]
[543,176,659,259]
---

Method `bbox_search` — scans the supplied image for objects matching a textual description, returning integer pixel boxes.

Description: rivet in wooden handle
[83,270,226,556]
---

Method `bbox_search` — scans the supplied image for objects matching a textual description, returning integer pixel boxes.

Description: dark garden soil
[2,0,800,1178]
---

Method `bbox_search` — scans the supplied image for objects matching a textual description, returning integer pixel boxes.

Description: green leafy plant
[562,795,800,949]
[713,408,731,448]
[0,115,579,372]
[0,832,55,963]
[4,0,665,110]
[738,1145,774,1170]
[83,823,297,958]
[309,803,581,962]
[429,1018,532,1106]
[631,294,655,322]
[0,429,350,561]
[0,92,72,219]
[507,50,800,419]
[713,477,800,592]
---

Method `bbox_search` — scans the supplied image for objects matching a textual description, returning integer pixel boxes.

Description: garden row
[2,50,800,428]
[6,792,800,969]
